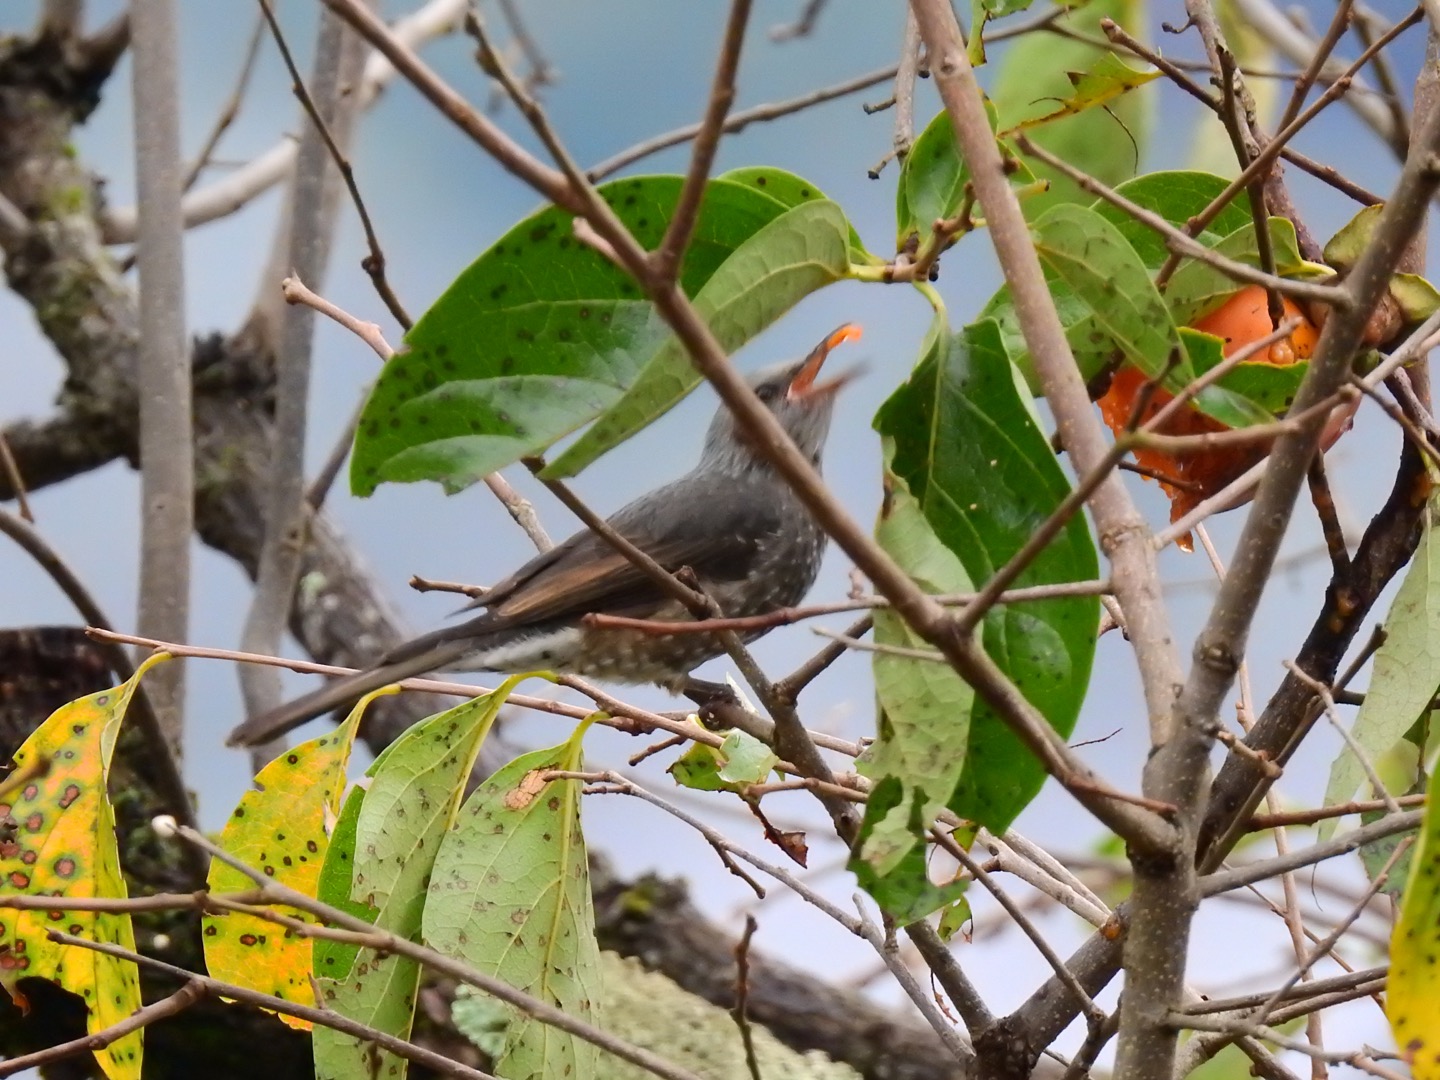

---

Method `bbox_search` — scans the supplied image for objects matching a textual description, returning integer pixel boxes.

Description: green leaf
[669,728,778,793]
[542,199,851,478]
[718,165,874,262]
[992,0,1152,215]
[1165,218,1320,328]
[872,317,1099,832]
[969,0,1036,65]
[980,170,1249,367]
[313,784,372,983]
[897,107,979,249]
[1324,204,1382,271]
[350,176,807,496]
[1322,500,1440,839]
[1095,171,1255,264]
[312,679,527,1080]
[1031,201,1181,382]
[895,103,1029,254]
[1182,327,1301,428]
[857,472,974,887]
[1392,273,1440,323]
[850,777,968,924]
[1000,54,1159,135]
[423,721,602,1080]
[1359,799,1419,900]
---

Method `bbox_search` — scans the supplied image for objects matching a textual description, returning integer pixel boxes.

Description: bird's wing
[479,473,785,627]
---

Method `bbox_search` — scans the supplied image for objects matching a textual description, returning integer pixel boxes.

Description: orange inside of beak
[788,323,864,399]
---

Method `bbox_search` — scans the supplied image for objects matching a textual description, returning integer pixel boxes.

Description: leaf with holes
[423,718,602,1080]
[311,676,533,1080]
[542,199,852,478]
[202,691,371,1029]
[350,175,814,496]
[0,654,169,1080]
[855,472,974,899]
[872,317,1098,832]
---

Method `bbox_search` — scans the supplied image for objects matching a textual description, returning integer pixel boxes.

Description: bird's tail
[225,636,475,749]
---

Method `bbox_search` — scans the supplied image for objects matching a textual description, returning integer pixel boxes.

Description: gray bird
[226,325,861,748]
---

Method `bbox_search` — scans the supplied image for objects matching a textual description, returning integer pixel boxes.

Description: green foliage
[857,477,974,900]
[999,54,1159,136]
[871,318,1099,845]
[1388,744,1440,1063]
[351,171,859,494]
[991,0,1152,215]
[982,175,1317,427]
[670,728,779,793]
[545,198,851,477]
[1323,498,1440,838]
[312,678,529,1079]
[423,720,602,1080]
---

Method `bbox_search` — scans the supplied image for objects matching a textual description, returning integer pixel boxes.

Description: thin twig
[169,823,710,1080]
[0,981,203,1079]
[650,0,752,283]
[732,915,763,1080]
[46,932,498,1079]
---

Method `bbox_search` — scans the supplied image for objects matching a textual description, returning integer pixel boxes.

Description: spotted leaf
[0,653,170,1080]
[201,689,371,1029]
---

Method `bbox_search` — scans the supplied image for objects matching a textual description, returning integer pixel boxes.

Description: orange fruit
[1097,286,1336,543]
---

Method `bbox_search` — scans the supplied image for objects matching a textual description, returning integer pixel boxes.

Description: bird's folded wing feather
[481,473,785,626]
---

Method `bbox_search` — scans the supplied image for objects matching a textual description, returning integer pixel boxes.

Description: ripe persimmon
[1097,285,1344,544]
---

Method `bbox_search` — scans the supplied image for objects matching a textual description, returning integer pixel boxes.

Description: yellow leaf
[1389,788,1440,1074]
[201,688,377,1029]
[0,652,168,1080]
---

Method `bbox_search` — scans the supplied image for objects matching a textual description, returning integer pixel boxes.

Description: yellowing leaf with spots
[0,653,168,1080]
[1389,783,1440,1074]
[201,689,373,1029]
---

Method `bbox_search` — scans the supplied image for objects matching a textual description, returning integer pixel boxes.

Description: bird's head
[700,323,863,476]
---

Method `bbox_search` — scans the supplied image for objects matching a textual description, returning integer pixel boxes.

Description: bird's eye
[756,383,780,403]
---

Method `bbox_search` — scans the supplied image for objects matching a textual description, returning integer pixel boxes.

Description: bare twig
[46,932,498,1079]
[0,981,203,1079]
[732,915,763,1080]
[650,0,752,283]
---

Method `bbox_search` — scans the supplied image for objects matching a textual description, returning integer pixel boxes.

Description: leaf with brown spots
[201,687,373,1029]
[312,674,535,1080]
[423,715,602,1080]
[1388,744,1440,1073]
[351,175,825,496]
[0,652,169,1080]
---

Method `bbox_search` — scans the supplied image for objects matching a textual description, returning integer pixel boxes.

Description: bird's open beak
[787,323,864,402]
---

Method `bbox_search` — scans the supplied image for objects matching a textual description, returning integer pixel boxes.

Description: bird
[226,324,862,748]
